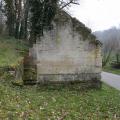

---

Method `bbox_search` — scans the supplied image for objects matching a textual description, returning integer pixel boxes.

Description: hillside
[0,36,28,67]
[94,27,120,42]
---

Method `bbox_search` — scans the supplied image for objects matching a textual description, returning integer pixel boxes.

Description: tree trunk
[23,0,30,39]
[116,53,119,63]
[102,48,112,67]
[14,0,22,39]
[7,14,15,36]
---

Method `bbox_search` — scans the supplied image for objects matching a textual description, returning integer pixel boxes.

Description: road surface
[101,72,120,90]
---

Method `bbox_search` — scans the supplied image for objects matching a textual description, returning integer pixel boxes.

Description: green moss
[23,67,37,81]
[54,10,71,24]
[72,18,92,40]
[0,35,29,83]
[0,36,29,67]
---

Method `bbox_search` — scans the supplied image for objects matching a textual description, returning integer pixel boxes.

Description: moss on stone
[54,10,102,46]
[72,18,92,40]
[23,67,37,81]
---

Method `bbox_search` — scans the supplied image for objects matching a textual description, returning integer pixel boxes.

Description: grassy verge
[103,66,120,75]
[0,36,28,67]
[0,81,120,120]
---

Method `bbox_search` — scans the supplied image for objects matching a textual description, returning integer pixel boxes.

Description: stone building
[24,11,102,88]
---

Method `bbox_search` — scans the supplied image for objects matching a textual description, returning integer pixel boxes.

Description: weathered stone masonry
[27,11,102,87]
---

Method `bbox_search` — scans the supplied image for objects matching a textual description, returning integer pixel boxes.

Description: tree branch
[59,0,79,10]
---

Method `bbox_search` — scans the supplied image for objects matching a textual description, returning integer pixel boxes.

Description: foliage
[3,0,79,43]
[103,66,120,75]
[0,82,120,119]
[29,0,79,42]
[4,0,15,36]
[29,0,58,45]
[111,61,120,69]
[103,55,120,75]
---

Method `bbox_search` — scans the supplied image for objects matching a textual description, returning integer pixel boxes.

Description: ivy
[29,0,58,40]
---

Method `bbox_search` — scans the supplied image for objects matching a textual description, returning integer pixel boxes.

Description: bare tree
[114,39,120,63]
[102,35,120,67]
[0,0,4,34]
[3,0,79,40]
[14,0,23,38]
[4,0,15,36]
[59,0,79,9]
[22,0,30,39]
[102,39,116,66]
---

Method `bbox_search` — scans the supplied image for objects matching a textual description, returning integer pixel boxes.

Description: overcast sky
[68,0,120,32]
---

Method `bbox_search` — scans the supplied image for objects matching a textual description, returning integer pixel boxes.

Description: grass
[103,66,120,75]
[0,36,28,67]
[0,81,120,120]
[0,35,120,119]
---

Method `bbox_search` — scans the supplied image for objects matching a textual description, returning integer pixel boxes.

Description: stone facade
[27,11,102,87]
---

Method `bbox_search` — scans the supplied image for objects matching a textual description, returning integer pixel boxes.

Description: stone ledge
[37,73,101,82]
[24,79,102,89]
[24,73,102,89]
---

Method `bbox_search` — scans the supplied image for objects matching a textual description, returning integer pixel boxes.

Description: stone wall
[30,20,102,85]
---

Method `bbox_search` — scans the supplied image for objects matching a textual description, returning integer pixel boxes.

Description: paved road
[101,72,120,90]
